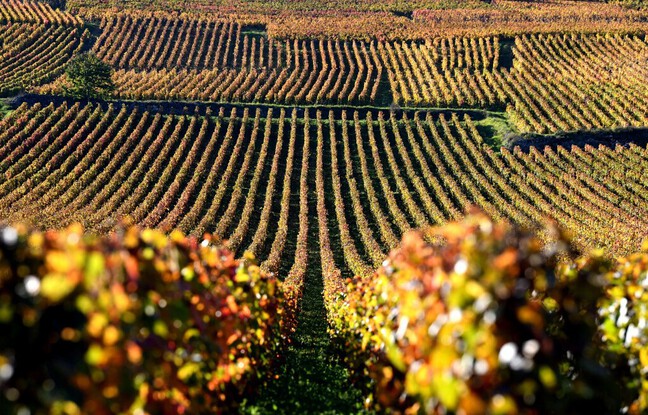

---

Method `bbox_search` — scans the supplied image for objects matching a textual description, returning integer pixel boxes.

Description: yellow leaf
[87,313,108,338]
[434,374,462,410]
[177,362,201,381]
[361,334,370,351]
[85,344,105,366]
[539,366,557,389]
[46,252,73,273]
[50,400,81,415]
[40,274,77,303]
[28,232,44,250]
[83,252,105,289]
[489,394,518,415]
[235,269,251,283]
[542,297,558,312]
[153,320,169,338]
[181,266,195,281]
[103,325,120,346]
[170,229,185,243]
[384,341,406,372]
[183,328,200,343]
[641,348,648,368]
[142,247,155,260]
[75,295,94,314]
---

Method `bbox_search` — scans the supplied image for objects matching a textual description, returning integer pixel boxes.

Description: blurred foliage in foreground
[2,215,648,414]
[0,223,283,414]
[331,213,648,415]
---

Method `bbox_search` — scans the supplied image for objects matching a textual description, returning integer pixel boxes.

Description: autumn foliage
[0,223,283,414]
[331,214,648,414]
[598,243,648,414]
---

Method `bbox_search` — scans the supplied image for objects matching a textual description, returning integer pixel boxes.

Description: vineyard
[384,33,648,133]
[28,15,648,132]
[0,1,85,97]
[64,0,648,40]
[2,0,648,413]
[1,101,646,267]
[0,0,81,25]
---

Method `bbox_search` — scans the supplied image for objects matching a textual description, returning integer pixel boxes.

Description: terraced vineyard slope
[2,0,648,413]
[1,101,646,268]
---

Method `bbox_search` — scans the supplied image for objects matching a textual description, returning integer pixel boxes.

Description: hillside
[1,0,648,413]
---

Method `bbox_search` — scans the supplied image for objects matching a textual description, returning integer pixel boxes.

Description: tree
[64,53,115,99]
[43,0,66,10]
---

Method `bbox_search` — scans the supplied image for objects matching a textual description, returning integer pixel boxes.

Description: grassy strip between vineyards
[16,94,648,153]
[0,99,11,119]
[242,162,369,415]
[14,93,488,120]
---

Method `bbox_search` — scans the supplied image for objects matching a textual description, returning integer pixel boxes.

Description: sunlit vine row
[93,16,263,70]
[1,101,647,274]
[103,65,381,104]
[0,23,86,96]
[281,109,311,333]
[410,1,648,38]
[385,33,648,134]
[0,0,82,25]
[262,0,648,41]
